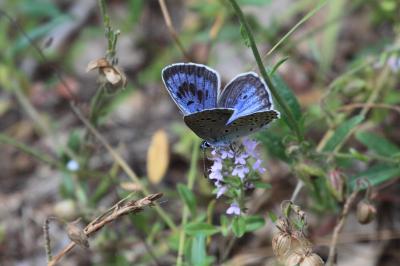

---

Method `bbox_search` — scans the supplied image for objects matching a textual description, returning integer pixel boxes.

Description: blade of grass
[262,0,329,60]
[176,139,201,266]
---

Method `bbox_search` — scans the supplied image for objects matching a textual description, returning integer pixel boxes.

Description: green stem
[0,133,61,168]
[228,0,303,142]
[176,139,200,266]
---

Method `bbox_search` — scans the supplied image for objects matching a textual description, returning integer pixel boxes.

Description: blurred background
[0,0,400,265]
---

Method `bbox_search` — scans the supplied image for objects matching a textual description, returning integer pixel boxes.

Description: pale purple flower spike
[226,202,241,215]
[216,185,227,199]
[207,138,267,212]
[232,165,250,180]
[387,55,400,73]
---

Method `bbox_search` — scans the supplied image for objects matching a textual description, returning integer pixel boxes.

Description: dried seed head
[301,253,324,266]
[272,232,292,257]
[276,217,290,232]
[285,248,324,266]
[86,58,127,87]
[285,250,303,266]
[66,220,89,249]
[86,58,109,72]
[357,200,377,224]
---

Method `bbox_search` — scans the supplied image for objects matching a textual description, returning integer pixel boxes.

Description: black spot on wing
[197,90,203,103]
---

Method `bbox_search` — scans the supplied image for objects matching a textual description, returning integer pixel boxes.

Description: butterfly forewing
[218,72,275,124]
[162,63,220,115]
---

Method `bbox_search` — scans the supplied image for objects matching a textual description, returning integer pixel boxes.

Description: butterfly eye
[200,141,211,150]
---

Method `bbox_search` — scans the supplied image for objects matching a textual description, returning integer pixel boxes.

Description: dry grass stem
[47,193,163,266]
[158,0,191,60]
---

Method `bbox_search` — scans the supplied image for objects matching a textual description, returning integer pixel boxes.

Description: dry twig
[326,189,360,266]
[47,193,163,266]
[158,0,191,60]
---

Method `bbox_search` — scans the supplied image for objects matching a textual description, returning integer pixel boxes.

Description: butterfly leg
[200,141,211,178]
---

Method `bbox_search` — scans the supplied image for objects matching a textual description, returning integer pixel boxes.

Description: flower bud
[328,169,346,202]
[53,199,78,221]
[272,232,292,257]
[357,200,376,224]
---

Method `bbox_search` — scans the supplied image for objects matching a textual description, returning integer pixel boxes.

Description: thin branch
[44,218,52,262]
[339,103,400,114]
[48,193,163,266]
[158,0,191,60]
[326,189,360,266]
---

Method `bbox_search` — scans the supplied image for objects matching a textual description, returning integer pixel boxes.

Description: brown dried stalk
[158,0,191,60]
[326,189,360,266]
[47,193,163,266]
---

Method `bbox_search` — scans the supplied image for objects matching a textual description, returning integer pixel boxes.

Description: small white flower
[67,160,80,172]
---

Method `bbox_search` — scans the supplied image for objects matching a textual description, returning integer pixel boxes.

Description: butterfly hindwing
[184,109,278,145]
[162,63,220,115]
[183,109,234,143]
[217,72,276,124]
[217,110,279,143]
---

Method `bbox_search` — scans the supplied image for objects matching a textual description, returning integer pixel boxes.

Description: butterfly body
[162,63,279,146]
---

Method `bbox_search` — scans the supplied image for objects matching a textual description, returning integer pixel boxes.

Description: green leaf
[258,131,291,162]
[349,148,370,162]
[67,130,81,152]
[232,216,246,237]
[190,234,214,266]
[18,0,61,17]
[350,164,400,188]
[185,222,219,236]
[244,215,265,232]
[237,0,272,5]
[356,131,400,157]
[177,183,197,216]
[323,115,364,152]
[252,180,272,190]
[270,72,302,125]
[268,211,278,223]
[11,16,70,56]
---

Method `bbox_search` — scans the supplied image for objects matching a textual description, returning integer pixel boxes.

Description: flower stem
[228,0,303,142]
[176,139,201,266]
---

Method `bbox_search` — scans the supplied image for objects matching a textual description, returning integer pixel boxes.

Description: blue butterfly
[162,62,280,147]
